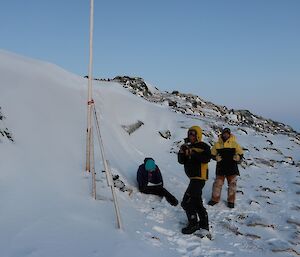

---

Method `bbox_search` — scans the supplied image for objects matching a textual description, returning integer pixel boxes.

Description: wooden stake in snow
[93,106,123,229]
[106,160,123,229]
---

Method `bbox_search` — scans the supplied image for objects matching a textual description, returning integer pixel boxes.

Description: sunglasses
[188,130,197,137]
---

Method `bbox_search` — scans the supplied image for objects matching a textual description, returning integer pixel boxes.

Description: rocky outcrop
[92,75,299,139]
[158,130,171,139]
[113,76,152,97]
[0,107,13,143]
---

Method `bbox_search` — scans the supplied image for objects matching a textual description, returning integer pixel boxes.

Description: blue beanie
[145,159,156,171]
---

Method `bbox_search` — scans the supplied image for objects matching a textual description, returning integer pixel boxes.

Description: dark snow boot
[199,224,209,231]
[182,221,200,234]
[208,200,218,206]
[163,189,179,206]
[198,215,209,231]
[227,202,234,208]
[166,195,179,206]
[182,213,199,234]
[169,197,179,206]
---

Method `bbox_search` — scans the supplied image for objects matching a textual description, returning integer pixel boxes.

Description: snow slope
[0,50,299,257]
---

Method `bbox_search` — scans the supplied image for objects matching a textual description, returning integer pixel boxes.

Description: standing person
[178,126,211,234]
[208,128,243,208]
[137,158,178,206]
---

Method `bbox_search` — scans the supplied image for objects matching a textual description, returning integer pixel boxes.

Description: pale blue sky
[1,1,299,131]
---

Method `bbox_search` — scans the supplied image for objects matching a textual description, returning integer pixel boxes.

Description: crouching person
[178,126,211,234]
[137,158,178,206]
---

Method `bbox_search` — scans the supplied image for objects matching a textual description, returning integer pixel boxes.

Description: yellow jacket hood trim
[211,134,243,156]
[188,126,202,142]
[217,134,236,144]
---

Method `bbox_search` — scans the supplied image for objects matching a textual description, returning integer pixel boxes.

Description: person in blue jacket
[137,158,178,206]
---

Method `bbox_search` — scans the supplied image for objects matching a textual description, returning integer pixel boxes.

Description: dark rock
[263,147,283,155]
[113,76,152,97]
[238,128,248,134]
[121,120,144,135]
[255,158,276,167]
[159,130,171,139]
[0,107,13,143]
[192,101,198,108]
[168,100,177,107]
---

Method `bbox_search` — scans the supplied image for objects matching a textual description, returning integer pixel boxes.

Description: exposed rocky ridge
[109,76,299,139]
[89,76,300,174]
[0,107,13,143]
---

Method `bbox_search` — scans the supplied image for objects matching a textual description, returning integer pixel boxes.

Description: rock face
[99,75,298,138]
[113,76,152,97]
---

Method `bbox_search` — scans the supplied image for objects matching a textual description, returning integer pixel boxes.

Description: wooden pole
[93,106,123,229]
[106,160,123,229]
[86,0,95,173]
[91,127,96,199]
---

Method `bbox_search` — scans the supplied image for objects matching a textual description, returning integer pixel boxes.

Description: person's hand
[180,144,192,156]
[179,144,187,153]
[233,154,241,162]
[216,154,222,162]
[185,148,192,156]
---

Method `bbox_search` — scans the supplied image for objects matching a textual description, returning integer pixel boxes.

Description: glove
[233,154,241,162]
[216,154,222,162]
[180,144,192,156]
[186,148,192,156]
[179,144,187,153]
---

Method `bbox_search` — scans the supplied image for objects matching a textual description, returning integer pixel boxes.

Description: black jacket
[178,141,211,180]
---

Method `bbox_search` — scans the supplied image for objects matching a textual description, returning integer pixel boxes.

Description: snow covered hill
[0,50,299,257]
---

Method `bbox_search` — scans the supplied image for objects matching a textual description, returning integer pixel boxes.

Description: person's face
[188,130,197,143]
[222,132,230,141]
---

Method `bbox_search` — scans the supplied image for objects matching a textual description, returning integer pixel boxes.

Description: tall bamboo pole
[86,0,95,174]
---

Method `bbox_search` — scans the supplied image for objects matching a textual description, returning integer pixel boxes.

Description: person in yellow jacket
[178,126,211,234]
[208,128,243,208]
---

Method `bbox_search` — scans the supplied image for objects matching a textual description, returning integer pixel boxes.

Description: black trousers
[141,185,178,206]
[181,179,209,230]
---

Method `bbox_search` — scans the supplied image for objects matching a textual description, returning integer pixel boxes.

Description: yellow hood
[218,134,236,144]
[188,126,202,142]
[212,133,243,156]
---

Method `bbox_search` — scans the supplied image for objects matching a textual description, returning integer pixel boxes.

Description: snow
[0,50,299,257]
